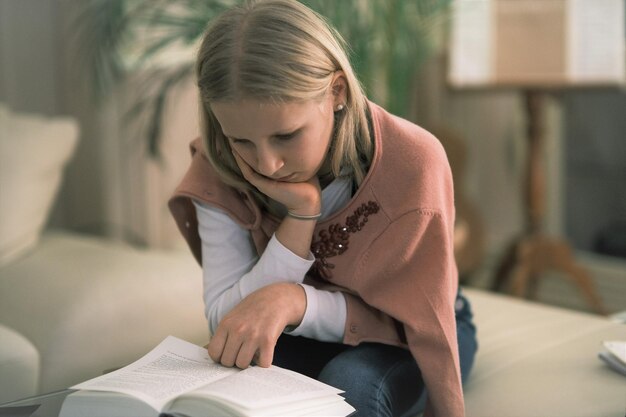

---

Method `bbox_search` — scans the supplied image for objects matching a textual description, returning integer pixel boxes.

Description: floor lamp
[449,0,625,314]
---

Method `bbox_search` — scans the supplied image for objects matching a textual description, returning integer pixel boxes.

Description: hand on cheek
[231,150,260,185]
[231,151,321,215]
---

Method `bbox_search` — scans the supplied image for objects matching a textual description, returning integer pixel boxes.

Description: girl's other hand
[207,283,306,369]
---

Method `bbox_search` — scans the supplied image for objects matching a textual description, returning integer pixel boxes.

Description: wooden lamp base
[492,233,608,315]
[491,91,607,315]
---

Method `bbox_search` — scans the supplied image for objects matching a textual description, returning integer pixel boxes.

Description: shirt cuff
[272,233,316,262]
[285,284,346,343]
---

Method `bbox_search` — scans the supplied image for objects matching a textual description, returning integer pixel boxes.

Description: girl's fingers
[207,330,227,364]
[232,152,253,179]
[210,328,270,369]
[232,152,268,189]
[255,341,275,368]
[219,333,244,368]
[231,150,321,216]
[235,341,258,369]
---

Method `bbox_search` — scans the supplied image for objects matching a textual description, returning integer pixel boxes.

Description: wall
[414,53,528,254]
[0,0,61,115]
[0,0,198,248]
[563,90,626,255]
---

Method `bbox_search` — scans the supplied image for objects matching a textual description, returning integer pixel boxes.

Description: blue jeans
[272,289,478,417]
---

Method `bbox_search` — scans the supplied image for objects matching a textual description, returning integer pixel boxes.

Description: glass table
[0,390,74,417]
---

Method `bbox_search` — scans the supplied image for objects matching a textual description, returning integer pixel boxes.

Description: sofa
[1,105,624,416]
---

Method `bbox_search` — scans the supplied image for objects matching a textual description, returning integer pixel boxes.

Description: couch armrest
[0,324,39,403]
[0,231,207,395]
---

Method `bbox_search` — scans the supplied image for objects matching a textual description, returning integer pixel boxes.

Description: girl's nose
[256,147,284,177]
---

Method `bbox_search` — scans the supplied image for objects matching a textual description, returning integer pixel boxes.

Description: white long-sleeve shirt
[193,174,353,342]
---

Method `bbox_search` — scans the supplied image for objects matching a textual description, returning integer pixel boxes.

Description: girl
[169,1,477,416]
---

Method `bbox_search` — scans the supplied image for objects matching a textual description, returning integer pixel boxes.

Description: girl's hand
[233,151,321,216]
[207,283,306,369]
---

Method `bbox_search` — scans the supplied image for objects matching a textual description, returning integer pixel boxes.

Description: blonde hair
[196,0,372,203]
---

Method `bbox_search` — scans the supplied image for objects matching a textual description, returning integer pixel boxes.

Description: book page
[71,336,237,411]
[171,394,354,417]
[189,364,343,410]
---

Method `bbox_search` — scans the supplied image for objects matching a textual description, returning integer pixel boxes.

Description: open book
[59,336,355,417]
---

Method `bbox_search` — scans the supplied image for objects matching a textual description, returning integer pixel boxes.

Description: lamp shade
[449,0,626,87]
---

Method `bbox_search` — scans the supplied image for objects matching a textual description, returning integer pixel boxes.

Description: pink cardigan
[169,102,464,417]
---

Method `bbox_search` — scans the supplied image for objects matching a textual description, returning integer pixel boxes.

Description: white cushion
[0,104,79,266]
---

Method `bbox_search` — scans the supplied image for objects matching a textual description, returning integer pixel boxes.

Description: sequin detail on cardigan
[310,201,380,281]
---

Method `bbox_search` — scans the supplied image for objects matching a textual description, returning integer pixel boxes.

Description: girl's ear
[331,71,348,108]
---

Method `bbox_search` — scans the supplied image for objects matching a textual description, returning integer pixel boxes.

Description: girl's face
[211,97,336,183]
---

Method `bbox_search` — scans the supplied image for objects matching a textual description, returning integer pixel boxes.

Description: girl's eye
[275,131,298,141]
[230,138,251,146]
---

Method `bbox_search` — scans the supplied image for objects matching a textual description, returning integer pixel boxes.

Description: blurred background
[1,0,625,315]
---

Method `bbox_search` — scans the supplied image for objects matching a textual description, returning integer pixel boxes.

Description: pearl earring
[335,104,345,111]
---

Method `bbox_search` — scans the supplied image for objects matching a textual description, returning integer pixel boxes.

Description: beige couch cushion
[0,104,79,266]
[463,288,625,417]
